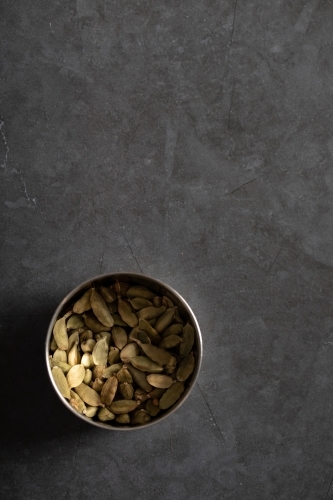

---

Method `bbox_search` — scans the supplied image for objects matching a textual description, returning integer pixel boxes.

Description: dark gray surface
[1,1,333,499]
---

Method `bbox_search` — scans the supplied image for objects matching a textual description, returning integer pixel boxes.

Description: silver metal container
[46,272,202,430]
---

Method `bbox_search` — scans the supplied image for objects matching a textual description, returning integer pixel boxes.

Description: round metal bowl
[46,272,202,430]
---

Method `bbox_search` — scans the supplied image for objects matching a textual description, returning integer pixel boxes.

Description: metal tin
[46,272,202,430]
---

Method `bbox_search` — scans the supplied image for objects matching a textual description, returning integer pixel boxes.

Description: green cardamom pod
[119,382,134,400]
[159,335,183,350]
[138,318,161,344]
[129,297,153,310]
[102,363,123,378]
[69,390,86,414]
[116,366,133,384]
[109,400,139,414]
[145,399,161,417]
[108,346,120,365]
[98,407,115,421]
[120,343,140,363]
[53,349,68,363]
[73,288,92,314]
[67,314,85,330]
[118,298,138,327]
[154,307,177,333]
[75,383,104,407]
[146,374,173,389]
[130,409,151,425]
[67,364,86,388]
[126,286,155,300]
[52,366,70,399]
[126,364,152,392]
[179,322,194,357]
[115,413,130,424]
[159,382,185,409]
[53,317,69,351]
[100,375,118,406]
[92,337,109,366]
[162,324,183,339]
[83,312,111,333]
[91,288,114,327]
[137,306,166,321]
[177,352,195,382]
[111,326,128,350]
[99,286,117,303]
[130,356,163,373]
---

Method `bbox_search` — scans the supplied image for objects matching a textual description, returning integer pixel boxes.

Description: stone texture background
[1,1,333,499]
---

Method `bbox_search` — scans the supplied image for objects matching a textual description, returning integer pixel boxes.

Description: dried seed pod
[119,382,134,400]
[162,324,183,339]
[53,349,68,363]
[99,331,111,346]
[138,318,161,344]
[111,326,128,350]
[99,286,117,303]
[68,341,81,366]
[177,352,195,382]
[117,366,133,384]
[137,306,166,321]
[102,363,123,378]
[154,307,177,333]
[162,296,174,308]
[91,288,114,328]
[112,313,129,327]
[109,400,139,414]
[173,312,185,325]
[120,343,140,363]
[130,356,163,373]
[98,408,115,421]
[145,399,160,417]
[146,374,174,389]
[127,364,152,393]
[73,288,92,314]
[53,317,68,351]
[81,339,96,353]
[67,364,86,388]
[67,314,85,330]
[75,383,104,407]
[179,322,194,357]
[159,382,185,409]
[129,297,153,310]
[107,301,118,314]
[79,329,93,342]
[52,366,70,399]
[50,335,58,351]
[91,377,104,393]
[131,409,151,425]
[83,368,93,385]
[49,359,71,374]
[84,406,99,418]
[100,375,118,406]
[108,347,120,365]
[115,413,130,424]
[134,388,150,403]
[148,388,166,400]
[67,330,79,357]
[92,364,106,380]
[152,296,163,308]
[159,335,183,350]
[92,337,109,366]
[135,340,175,366]
[83,312,111,333]
[129,327,151,345]
[70,390,86,414]
[126,286,155,300]
[112,281,130,297]
[118,298,138,327]
[81,353,94,369]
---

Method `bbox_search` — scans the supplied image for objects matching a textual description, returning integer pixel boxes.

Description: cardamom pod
[67,330,80,356]
[91,377,104,393]
[50,335,58,351]
[126,285,155,300]
[119,382,134,400]
[92,337,109,366]
[73,288,92,314]
[145,399,160,417]
[49,359,71,374]
[117,366,133,384]
[81,339,96,353]
[53,349,68,363]
[92,364,106,380]
[53,317,69,350]
[130,356,163,373]
[154,307,177,333]
[112,281,130,298]
[159,335,183,350]
[99,286,117,303]
[67,364,86,388]
[131,409,151,425]
[135,340,174,366]
[83,312,111,333]
[108,346,120,365]
[83,368,92,385]
[176,352,195,382]
[68,341,81,366]
[159,382,185,410]
[79,329,93,342]
[84,405,99,418]
[52,366,70,399]
[111,313,129,327]
[67,314,85,330]
[137,306,166,320]
[120,343,140,363]
[91,288,114,327]
[111,326,128,350]
[100,375,118,405]
[138,318,161,344]
[134,388,150,402]
[81,353,94,369]
[109,400,139,414]
[107,301,118,314]
[115,413,130,424]
[69,390,86,414]
[179,322,194,357]
[129,297,153,310]
[129,327,151,345]
[146,374,174,389]
[118,298,138,327]
[126,364,152,392]
[75,383,104,407]
[162,296,174,308]
[98,407,115,421]
[152,296,163,308]
[162,324,183,339]
[102,363,123,378]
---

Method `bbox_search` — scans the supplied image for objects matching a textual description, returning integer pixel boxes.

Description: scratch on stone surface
[324,474,333,500]
[197,382,226,446]
[294,0,319,34]
[225,177,257,195]
[267,247,282,272]
[227,85,235,130]
[0,119,9,170]
[99,245,104,274]
[122,232,143,273]
[64,422,82,500]
[225,0,238,71]
[167,421,173,457]
[164,118,178,178]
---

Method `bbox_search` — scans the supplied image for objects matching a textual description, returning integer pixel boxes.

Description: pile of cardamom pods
[49,281,196,426]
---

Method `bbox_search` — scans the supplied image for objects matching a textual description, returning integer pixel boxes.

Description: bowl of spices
[46,272,202,430]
